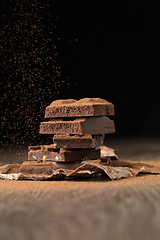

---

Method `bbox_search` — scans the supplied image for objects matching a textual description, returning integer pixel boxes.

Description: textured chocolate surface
[28,148,100,162]
[52,134,104,149]
[19,158,119,175]
[29,135,104,150]
[20,161,82,174]
[20,162,54,175]
[45,98,114,118]
[28,144,56,151]
[40,117,115,135]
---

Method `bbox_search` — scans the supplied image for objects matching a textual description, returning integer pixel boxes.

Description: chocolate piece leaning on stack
[20,98,117,176]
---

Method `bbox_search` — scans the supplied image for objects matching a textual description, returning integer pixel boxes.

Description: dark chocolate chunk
[40,116,115,135]
[52,134,104,149]
[28,148,100,162]
[45,98,114,118]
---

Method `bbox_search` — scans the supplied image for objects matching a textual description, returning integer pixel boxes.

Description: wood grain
[0,167,160,240]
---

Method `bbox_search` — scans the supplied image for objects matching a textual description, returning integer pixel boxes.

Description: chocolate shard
[52,134,104,149]
[45,98,114,118]
[100,145,118,160]
[100,158,119,167]
[40,116,115,135]
[28,148,101,162]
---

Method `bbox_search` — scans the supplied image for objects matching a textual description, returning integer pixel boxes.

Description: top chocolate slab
[45,98,114,118]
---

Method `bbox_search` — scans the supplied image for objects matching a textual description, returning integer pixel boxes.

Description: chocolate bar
[20,161,82,174]
[20,161,54,175]
[52,134,104,149]
[29,135,104,150]
[19,157,119,175]
[45,98,114,118]
[23,97,118,177]
[40,117,115,135]
[28,148,100,162]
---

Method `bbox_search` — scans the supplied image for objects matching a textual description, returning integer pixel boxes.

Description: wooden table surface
[0,136,160,240]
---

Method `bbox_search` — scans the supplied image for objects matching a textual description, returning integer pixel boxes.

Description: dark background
[0,0,160,148]
[54,0,160,136]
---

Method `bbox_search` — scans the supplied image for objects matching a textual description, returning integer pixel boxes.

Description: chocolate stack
[20,98,116,175]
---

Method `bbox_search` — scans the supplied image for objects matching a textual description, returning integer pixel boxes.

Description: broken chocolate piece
[28,148,100,162]
[20,161,83,174]
[100,145,118,160]
[45,98,114,118]
[52,134,104,149]
[40,117,115,135]
[1,159,160,181]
